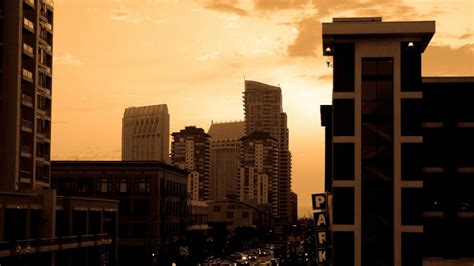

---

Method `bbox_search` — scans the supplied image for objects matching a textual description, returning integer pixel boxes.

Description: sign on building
[312,193,332,265]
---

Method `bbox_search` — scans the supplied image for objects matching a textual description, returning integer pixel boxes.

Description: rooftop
[322,17,435,55]
[208,121,245,141]
[244,80,280,91]
[123,104,168,117]
[51,160,188,174]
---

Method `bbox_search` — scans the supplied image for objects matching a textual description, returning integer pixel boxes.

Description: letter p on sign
[312,193,327,210]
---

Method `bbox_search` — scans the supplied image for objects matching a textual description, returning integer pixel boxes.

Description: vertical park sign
[312,193,332,265]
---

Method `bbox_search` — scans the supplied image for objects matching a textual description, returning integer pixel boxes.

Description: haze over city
[51,0,473,217]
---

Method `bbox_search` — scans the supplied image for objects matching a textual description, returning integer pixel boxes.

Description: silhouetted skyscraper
[322,17,436,266]
[121,104,170,163]
[208,121,244,200]
[0,0,54,191]
[171,126,210,201]
[243,80,292,221]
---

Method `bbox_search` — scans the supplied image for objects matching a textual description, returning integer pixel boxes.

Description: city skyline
[50,0,474,216]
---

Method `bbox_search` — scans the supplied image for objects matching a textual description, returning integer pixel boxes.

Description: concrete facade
[121,104,170,163]
[208,121,244,200]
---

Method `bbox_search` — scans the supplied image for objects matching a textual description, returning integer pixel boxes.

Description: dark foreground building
[321,17,474,266]
[0,190,118,265]
[51,161,188,266]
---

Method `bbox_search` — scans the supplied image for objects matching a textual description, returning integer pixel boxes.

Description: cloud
[286,0,433,57]
[110,6,144,24]
[287,16,320,57]
[54,52,83,65]
[459,33,473,40]
[197,51,222,61]
[205,3,249,16]
[423,44,474,76]
[253,0,311,10]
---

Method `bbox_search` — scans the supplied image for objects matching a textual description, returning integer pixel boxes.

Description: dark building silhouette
[243,80,292,223]
[420,77,474,264]
[321,17,474,266]
[51,161,188,266]
[0,0,54,191]
[0,190,118,266]
[171,126,211,201]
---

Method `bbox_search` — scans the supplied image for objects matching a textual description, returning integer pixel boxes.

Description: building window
[77,179,93,193]
[401,99,422,136]
[401,41,421,92]
[333,232,354,265]
[361,58,394,266]
[402,188,422,225]
[333,99,354,136]
[97,178,112,193]
[242,212,249,219]
[333,43,355,92]
[402,232,422,265]
[401,143,422,181]
[333,187,354,224]
[116,178,129,193]
[226,212,234,219]
[213,206,221,212]
[135,178,150,193]
[333,143,354,180]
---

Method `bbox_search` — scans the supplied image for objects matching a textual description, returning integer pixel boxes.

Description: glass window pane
[362,60,377,76]
[377,80,393,100]
[377,59,393,75]
[362,80,377,101]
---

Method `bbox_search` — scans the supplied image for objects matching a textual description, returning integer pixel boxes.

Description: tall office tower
[322,17,435,266]
[0,0,54,191]
[171,126,210,201]
[208,121,244,200]
[243,80,292,220]
[121,104,170,163]
[239,131,277,205]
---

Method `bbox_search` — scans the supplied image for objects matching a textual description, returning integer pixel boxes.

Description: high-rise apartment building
[0,0,54,191]
[208,121,244,200]
[243,80,292,221]
[239,131,277,205]
[122,104,170,163]
[171,126,210,201]
[322,17,436,266]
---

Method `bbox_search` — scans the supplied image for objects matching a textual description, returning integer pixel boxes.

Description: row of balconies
[0,233,111,257]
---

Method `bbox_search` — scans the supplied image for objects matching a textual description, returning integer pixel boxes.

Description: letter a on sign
[313,212,329,229]
[312,193,327,210]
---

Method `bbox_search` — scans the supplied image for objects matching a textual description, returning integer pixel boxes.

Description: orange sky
[51,0,473,217]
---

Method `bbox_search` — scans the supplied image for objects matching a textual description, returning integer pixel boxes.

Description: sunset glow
[51,0,474,217]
